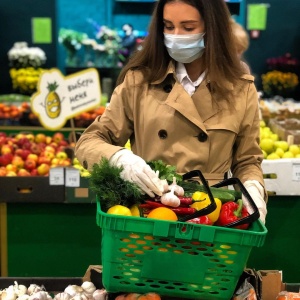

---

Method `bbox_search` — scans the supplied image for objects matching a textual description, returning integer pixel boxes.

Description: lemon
[260,120,266,128]
[266,153,280,160]
[289,145,300,156]
[107,205,132,216]
[130,205,141,217]
[274,141,289,152]
[282,151,294,159]
[260,138,274,154]
[275,148,285,158]
[270,133,279,141]
[262,150,268,159]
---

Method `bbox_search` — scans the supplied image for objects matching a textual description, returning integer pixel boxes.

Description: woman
[75,0,267,223]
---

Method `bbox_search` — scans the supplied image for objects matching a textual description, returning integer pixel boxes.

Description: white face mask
[164,32,205,63]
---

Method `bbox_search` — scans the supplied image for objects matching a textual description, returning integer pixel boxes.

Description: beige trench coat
[75,64,265,188]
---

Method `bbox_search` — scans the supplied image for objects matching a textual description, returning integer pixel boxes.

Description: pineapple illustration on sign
[45,81,61,118]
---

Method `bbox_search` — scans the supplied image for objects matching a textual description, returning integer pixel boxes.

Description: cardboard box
[258,270,284,300]
[262,158,300,195]
[0,176,65,203]
[268,118,300,144]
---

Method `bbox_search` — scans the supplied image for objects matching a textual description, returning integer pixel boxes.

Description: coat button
[163,84,172,93]
[198,132,207,142]
[158,130,168,139]
[83,160,88,169]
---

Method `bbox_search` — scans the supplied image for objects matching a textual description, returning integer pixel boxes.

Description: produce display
[0,131,73,176]
[268,118,300,144]
[89,158,255,230]
[0,102,30,125]
[0,94,106,127]
[0,281,108,300]
[260,98,300,121]
[0,280,164,300]
[259,120,300,159]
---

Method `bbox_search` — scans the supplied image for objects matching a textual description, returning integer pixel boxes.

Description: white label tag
[65,168,80,187]
[49,167,65,185]
[292,163,300,181]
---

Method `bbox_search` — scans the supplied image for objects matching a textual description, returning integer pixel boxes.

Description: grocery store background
[0,0,300,286]
[0,0,300,98]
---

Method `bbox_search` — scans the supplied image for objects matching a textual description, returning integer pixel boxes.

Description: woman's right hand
[109,149,165,197]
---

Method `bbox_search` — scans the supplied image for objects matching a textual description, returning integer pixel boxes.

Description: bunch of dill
[89,157,144,212]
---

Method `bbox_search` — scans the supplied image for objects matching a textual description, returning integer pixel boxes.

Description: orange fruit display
[147,207,178,221]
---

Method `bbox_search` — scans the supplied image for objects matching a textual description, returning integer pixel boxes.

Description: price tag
[65,168,80,187]
[49,167,64,185]
[292,163,300,181]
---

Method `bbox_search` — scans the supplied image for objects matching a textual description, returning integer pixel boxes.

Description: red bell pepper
[216,199,250,229]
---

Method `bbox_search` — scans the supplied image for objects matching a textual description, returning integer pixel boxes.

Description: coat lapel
[165,81,208,133]
[192,80,221,122]
[165,80,221,132]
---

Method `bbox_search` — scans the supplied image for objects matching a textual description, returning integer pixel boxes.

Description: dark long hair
[117,0,244,99]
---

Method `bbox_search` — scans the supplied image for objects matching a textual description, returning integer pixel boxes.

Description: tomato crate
[96,201,267,300]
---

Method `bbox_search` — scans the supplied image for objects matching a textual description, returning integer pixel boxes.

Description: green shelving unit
[2,196,300,282]
[6,203,101,277]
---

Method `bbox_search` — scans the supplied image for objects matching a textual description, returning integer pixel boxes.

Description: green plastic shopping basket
[96,171,268,300]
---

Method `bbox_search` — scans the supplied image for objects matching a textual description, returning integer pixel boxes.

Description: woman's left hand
[242,180,267,224]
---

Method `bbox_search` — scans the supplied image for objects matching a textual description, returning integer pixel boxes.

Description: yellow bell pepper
[190,191,222,223]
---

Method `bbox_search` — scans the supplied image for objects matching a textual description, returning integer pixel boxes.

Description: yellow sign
[31,68,101,130]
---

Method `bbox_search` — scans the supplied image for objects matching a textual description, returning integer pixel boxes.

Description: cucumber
[180,181,240,202]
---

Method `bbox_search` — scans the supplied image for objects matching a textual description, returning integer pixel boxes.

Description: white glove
[242,180,267,224]
[109,149,164,197]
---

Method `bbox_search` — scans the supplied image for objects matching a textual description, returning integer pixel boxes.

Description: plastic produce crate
[96,201,267,300]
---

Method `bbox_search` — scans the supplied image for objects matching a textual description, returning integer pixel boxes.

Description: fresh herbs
[147,160,182,183]
[89,157,144,212]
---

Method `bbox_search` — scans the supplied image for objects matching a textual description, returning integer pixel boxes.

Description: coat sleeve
[74,71,136,171]
[231,79,267,199]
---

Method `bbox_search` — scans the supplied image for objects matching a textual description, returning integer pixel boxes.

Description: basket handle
[212,177,260,228]
[178,170,217,222]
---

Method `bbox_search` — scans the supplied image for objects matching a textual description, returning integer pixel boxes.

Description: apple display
[52,132,64,144]
[30,169,38,176]
[30,143,42,155]
[1,144,13,155]
[42,151,55,160]
[0,153,13,166]
[45,136,52,144]
[0,131,72,176]
[56,151,68,160]
[24,159,37,171]
[38,156,51,165]
[44,145,56,153]
[27,153,38,162]
[15,149,31,160]
[6,164,17,172]
[6,171,17,176]
[17,168,31,176]
[0,167,7,176]
[35,133,47,144]
[25,133,35,142]
[12,156,25,169]
[37,163,50,176]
